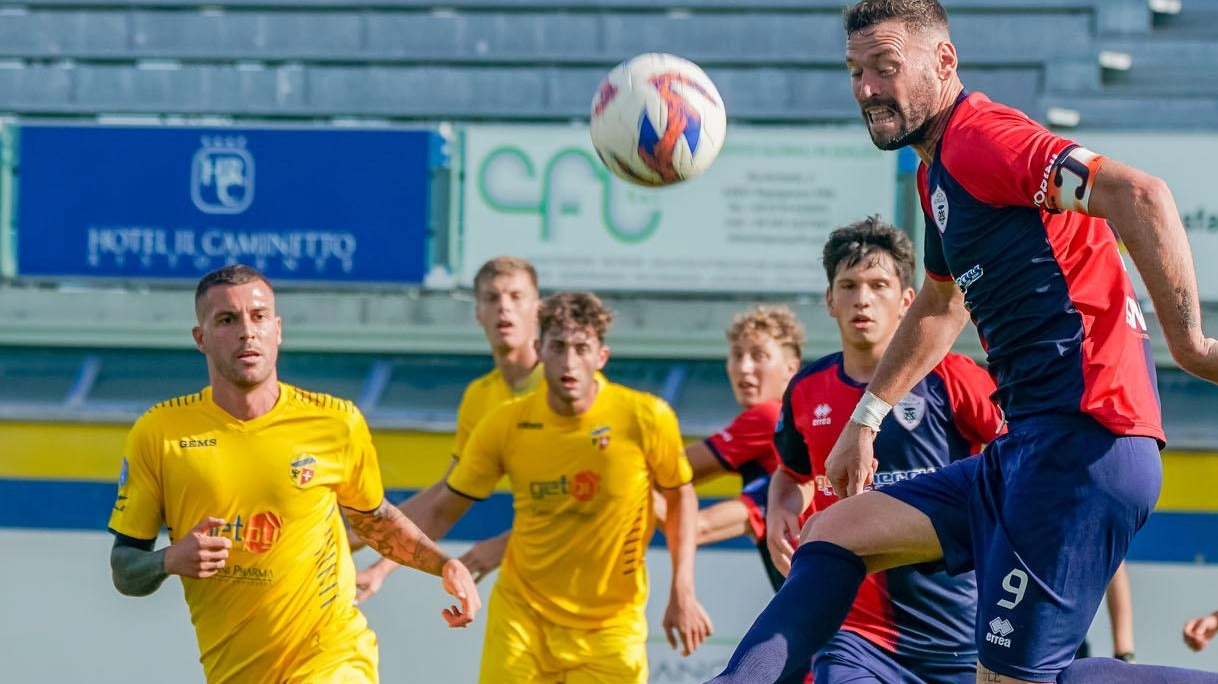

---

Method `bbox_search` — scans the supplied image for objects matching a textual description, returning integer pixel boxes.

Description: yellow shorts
[478,582,647,684]
[294,627,379,684]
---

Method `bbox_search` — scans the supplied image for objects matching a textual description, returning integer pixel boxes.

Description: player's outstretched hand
[766,505,802,577]
[354,560,392,605]
[163,517,231,579]
[664,594,714,657]
[458,532,509,584]
[1183,612,1218,652]
[439,558,481,628]
[825,421,879,498]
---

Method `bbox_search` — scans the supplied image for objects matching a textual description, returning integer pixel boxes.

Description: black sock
[704,541,866,683]
[1057,658,1218,683]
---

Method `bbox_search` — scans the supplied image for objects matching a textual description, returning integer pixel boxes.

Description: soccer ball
[590,53,727,187]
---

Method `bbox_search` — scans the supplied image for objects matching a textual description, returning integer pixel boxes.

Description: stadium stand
[0,0,1217,434]
[0,0,1173,124]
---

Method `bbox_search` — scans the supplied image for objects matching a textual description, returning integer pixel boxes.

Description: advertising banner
[459,125,897,293]
[16,125,438,284]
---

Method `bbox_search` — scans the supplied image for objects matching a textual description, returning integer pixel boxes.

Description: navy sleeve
[774,383,812,480]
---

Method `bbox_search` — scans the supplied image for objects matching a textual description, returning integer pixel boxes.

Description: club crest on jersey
[590,426,611,450]
[290,454,317,487]
[931,185,949,234]
[893,395,926,430]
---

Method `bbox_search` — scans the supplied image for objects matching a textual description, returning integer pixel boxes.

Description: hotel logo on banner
[192,136,255,215]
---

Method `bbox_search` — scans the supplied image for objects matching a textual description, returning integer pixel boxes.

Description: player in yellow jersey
[353,255,542,600]
[107,264,481,684]
[412,291,714,683]
[462,304,806,590]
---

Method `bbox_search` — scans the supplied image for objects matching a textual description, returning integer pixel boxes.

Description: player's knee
[799,504,860,550]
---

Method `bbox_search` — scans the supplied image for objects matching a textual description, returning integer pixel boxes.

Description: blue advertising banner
[15,125,437,284]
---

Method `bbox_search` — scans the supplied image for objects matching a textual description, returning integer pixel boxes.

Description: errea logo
[986,617,1014,648]
[812,404,832,427]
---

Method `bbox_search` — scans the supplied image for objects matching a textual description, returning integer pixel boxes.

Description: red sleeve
[705,402,782,473]
[941,95,1078,210]
[932,354,1007,450]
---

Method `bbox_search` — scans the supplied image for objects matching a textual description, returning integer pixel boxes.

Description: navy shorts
[814,631,974,684]
[881,414,1162,681]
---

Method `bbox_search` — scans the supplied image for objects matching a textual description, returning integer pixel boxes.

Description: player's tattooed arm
[344,499,450,576]
[1175,287,1198,333]
[110,537,169,597]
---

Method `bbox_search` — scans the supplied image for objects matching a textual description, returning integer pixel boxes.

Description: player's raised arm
[826,276,970,497]
[1085,157,1218,381]
[344,497,480,626]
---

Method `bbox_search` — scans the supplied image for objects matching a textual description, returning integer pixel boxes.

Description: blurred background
[1,0,1217,681]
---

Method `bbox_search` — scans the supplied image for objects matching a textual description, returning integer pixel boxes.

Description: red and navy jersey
[705,400,782,491]
[918,91,1162,442]
[776,351,1004,661]
[706,401,788,592]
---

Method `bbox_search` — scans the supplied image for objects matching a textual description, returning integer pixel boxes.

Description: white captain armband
[1035,145,1105,215]
[849,391,892,432]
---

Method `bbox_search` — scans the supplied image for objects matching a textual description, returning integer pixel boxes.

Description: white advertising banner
[1072,131,1218,302]
[458,125,898,293]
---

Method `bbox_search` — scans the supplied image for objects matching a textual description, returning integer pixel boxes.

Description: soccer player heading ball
[707,1,1218,683]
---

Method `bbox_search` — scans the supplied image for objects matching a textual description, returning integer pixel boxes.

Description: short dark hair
[539,292,614,343]
[194,264,272,311]
[822,217,915,289]
[473,256,539,294]
[844,0,949,36]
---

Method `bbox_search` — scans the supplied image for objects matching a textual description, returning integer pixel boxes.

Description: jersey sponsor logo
[179,438,217,448]
[590,425,611,450]
[290,455,317,487]
[571,470,602,502]
[986,616,1014,649]
[243,512,282,554]
[529,475,570,500]
[215,564,274,584]
[207,512,283,554]
[516,421,544,430]
[716,429,734,443]
[1125,296,1149,334]
[954,264,984,294]
[117,458,130,487]
[113,494,128,512]
[871,467,937,487]
[811,403,832,427]
[892,394,927,430]
[931,185,949,234]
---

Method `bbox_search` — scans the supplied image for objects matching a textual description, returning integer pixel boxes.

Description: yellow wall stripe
[1,421,1209,506]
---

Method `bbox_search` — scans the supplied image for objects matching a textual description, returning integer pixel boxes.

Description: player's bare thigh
[977,663,1049,684]
[798,489,943,573]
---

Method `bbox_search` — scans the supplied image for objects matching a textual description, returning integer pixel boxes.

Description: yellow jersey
[107,383,383,684]
[452,363,544,458]
[448,379,692,629]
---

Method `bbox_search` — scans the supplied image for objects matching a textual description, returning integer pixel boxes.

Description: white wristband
[850,391,892,432]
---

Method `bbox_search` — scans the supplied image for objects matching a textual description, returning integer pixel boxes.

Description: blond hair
[727,304,806,360]
[473,256,538,294]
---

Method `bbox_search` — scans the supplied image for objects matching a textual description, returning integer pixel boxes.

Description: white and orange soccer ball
[590,53,727,187]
